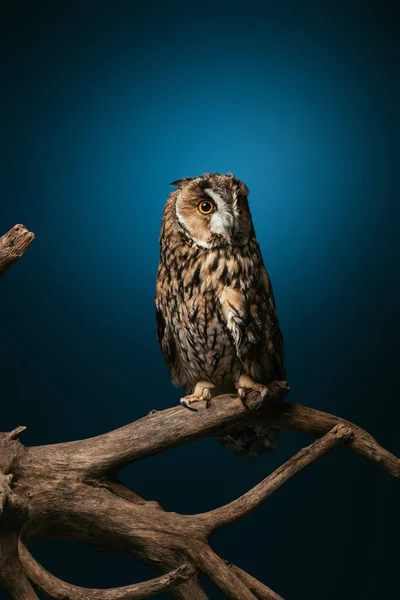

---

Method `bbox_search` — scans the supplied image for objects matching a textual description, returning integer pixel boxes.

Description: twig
[200,424,353,530]
[262,402,400,478]
[8,426,27,441]
[19,541,196,600]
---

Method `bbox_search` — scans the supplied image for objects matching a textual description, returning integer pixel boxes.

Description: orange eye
[198,200,214,215]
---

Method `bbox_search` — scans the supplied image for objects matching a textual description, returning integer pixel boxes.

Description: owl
[155,172,285,456]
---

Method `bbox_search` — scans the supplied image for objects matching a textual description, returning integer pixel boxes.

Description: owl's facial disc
[174,174,252,248]
[203,189,235,239]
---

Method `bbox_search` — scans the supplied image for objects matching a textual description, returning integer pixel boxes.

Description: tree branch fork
[1,387,398,600]
[0,224,398,600]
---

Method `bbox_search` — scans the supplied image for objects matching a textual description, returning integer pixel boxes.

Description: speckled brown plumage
[155,172,285,456]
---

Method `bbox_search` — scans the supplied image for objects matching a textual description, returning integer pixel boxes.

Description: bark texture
[0,225,35,278]
[0,225,398,599]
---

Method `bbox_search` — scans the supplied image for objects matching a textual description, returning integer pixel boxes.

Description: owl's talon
[203,388,212,408]
[238,387,251,409]
[180,397,199,411]
[238,387,247,402]
[180,384,215,411]
[255,385,270,409]
[236,375,271,410]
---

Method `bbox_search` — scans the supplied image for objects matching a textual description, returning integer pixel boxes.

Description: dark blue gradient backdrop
[1,1,398,598]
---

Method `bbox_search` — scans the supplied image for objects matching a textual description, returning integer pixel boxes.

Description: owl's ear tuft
[170,177,194,188]
[198,179,211,190]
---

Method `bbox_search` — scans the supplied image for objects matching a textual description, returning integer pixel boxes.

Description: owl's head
[170,172,253,248]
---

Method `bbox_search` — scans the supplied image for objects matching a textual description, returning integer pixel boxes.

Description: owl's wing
[219,266,285,383]
[257,266,285,381]
[155,306,182,388]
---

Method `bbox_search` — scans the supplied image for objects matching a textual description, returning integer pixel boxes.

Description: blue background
[1,1,398,598]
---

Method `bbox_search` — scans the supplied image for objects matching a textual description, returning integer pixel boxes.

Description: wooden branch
[0,225,34,277]
[189,544,259,600]
[200,424,353,530]
[0,472,13,514]
[14,481,211,598]
[225,562,284,600]
[8,426,27,441]
[22,383,398,482]
[0,532,39,600]
[169,579,209,600]
[1,391,398,600]
[23,382,291,476]
[19,542,195,600]
[92,478,156,507]
[262,402,400,478]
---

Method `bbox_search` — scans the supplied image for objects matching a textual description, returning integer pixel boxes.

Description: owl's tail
[218,425,281,459]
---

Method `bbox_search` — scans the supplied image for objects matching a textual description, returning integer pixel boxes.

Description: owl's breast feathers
[155,207,285,392]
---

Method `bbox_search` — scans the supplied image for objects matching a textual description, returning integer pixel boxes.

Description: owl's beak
[220,213,235,238]
[210,211,235,239]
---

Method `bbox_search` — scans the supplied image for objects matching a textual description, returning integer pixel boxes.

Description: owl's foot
[236,374,270,409]
[180,381,216,411]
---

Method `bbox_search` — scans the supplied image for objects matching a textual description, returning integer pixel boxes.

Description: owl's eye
[198,200,214,215]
